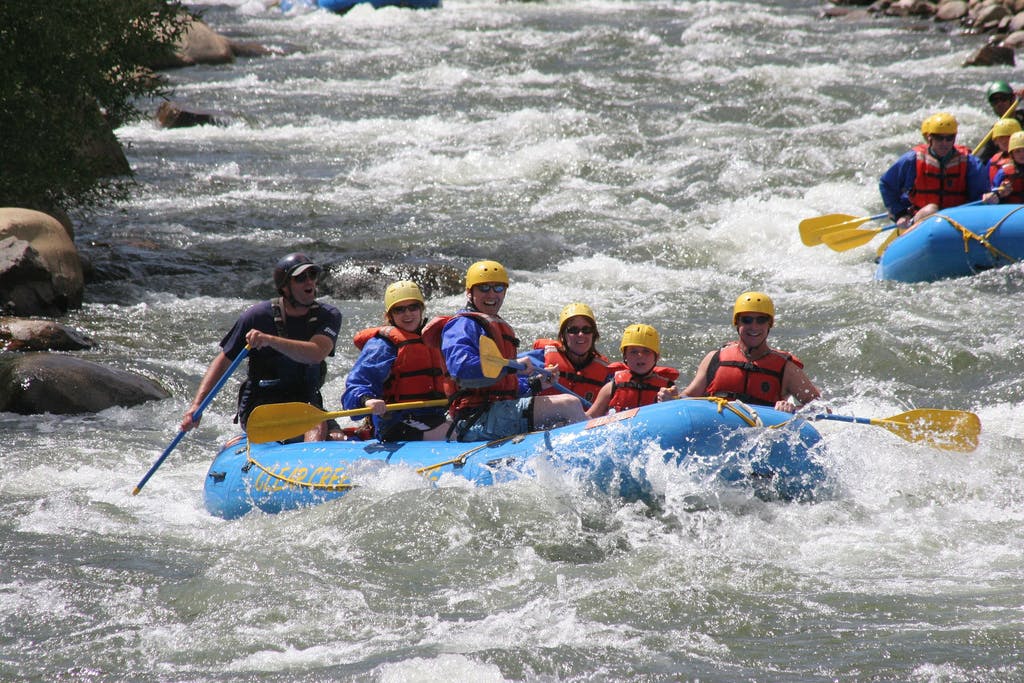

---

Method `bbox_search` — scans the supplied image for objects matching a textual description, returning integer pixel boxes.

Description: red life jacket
[998,161,1024,203]
[989,150,1012,185]
[532,338,620,403]
[704,342,803,407]
[607,366,678,412]
[352,325,446,403]
[422,311,520,416]
[908,143,972,210]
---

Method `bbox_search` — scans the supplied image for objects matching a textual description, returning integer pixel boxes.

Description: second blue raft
[875,203,1024,282]
[204,398,830,519]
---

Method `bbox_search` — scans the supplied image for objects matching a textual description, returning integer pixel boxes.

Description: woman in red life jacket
[341,280,450,441]
[585,323,679,418]
[984,118,1021,187]
[987,131,1024,203]
[682,291,821,414]
[529,302,620,404]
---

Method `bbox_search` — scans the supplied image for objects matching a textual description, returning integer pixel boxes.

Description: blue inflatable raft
[875,204,1024,282]
[204,398,828,519]
[281,0,439,12]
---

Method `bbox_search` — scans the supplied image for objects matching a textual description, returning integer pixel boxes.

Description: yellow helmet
[732,291,775,326]
[1008,131,1024,153]
[920,112,958,136]
[465,260,509,289]
[559,302,596,329]
[619,323,660,355]
[384,280,425,314]
[992,118,1023,139]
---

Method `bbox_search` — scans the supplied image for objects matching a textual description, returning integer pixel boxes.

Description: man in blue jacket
[879,112,989,235]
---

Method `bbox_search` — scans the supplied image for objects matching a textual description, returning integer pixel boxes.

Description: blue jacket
[440,312,529,395]
[341,335,445,434]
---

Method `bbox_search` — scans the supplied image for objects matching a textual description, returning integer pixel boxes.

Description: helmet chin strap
[281,286,311,311]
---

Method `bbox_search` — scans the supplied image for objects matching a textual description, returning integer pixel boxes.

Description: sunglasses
[930,134,956,142]
[991,94,1012,103]
[565,325,594,335]
[474,284,507,293]
[292,270,318,283]
[391,303,422,314]
[739,315,771,325]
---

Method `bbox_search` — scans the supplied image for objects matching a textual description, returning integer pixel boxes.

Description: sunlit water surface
[3,1,1023,680]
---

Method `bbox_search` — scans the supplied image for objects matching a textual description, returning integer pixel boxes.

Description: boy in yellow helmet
[585,324,679,418]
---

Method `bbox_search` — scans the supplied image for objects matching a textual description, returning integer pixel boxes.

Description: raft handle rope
[702,396,763,427]
[244,442,356,492]
[241,433,527,491]
[935,206,1024,272]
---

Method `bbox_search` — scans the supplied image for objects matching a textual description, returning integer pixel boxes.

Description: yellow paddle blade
[799,212,885,246]
[246,399,449,444]
[478,334,516,378]
[873,409,981,453]
[820,225,888,252]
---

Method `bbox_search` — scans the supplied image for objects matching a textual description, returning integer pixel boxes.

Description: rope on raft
[934,206,1024,271]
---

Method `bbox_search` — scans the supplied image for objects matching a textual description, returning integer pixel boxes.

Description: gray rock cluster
[828,0,1024,65]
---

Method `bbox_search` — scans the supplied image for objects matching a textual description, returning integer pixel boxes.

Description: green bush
[0,1,190,212]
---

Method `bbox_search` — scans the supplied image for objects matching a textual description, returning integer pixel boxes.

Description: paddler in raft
[985,130,1024,204]
[878,112,989,236]
[522,302,620,406]
[342,280,451,441]
[427,260,587,441]
[584,323,679,418]
[180,253,344,442]
[681,291,821,414]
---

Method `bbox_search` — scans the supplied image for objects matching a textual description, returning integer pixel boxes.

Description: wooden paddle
[972,97,1020,156]
[809,408,981,452]
[133,346,250,495]
[799,212,888,247]
[246,398,450,444]
[478,335,593,407]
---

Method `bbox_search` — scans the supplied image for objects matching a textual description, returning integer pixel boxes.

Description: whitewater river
[3,1,1023,680]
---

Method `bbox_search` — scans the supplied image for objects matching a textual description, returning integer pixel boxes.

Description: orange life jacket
[607,366,678,412]
[532,338,620,403]
[704,341,802,407]
[352,325,446,403]
[908,143,972,210]
[989,150,1012,185]
[997,161,1024,203]
[422,311,520,416]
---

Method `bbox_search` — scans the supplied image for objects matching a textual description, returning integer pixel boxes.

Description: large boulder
[0,317,94,352]
[0,353,169,415]
[151,16,235,69]
[0,208,84,316]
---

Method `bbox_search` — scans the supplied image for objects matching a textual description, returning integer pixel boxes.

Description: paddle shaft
[246,398,451,444]
[823,200,986,252]
[972,97,1020,156]
[505,356,593,408]
[809,407,980,452]
[133,346,250,495]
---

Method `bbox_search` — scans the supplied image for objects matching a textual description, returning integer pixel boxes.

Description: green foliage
[0,1,190,211]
